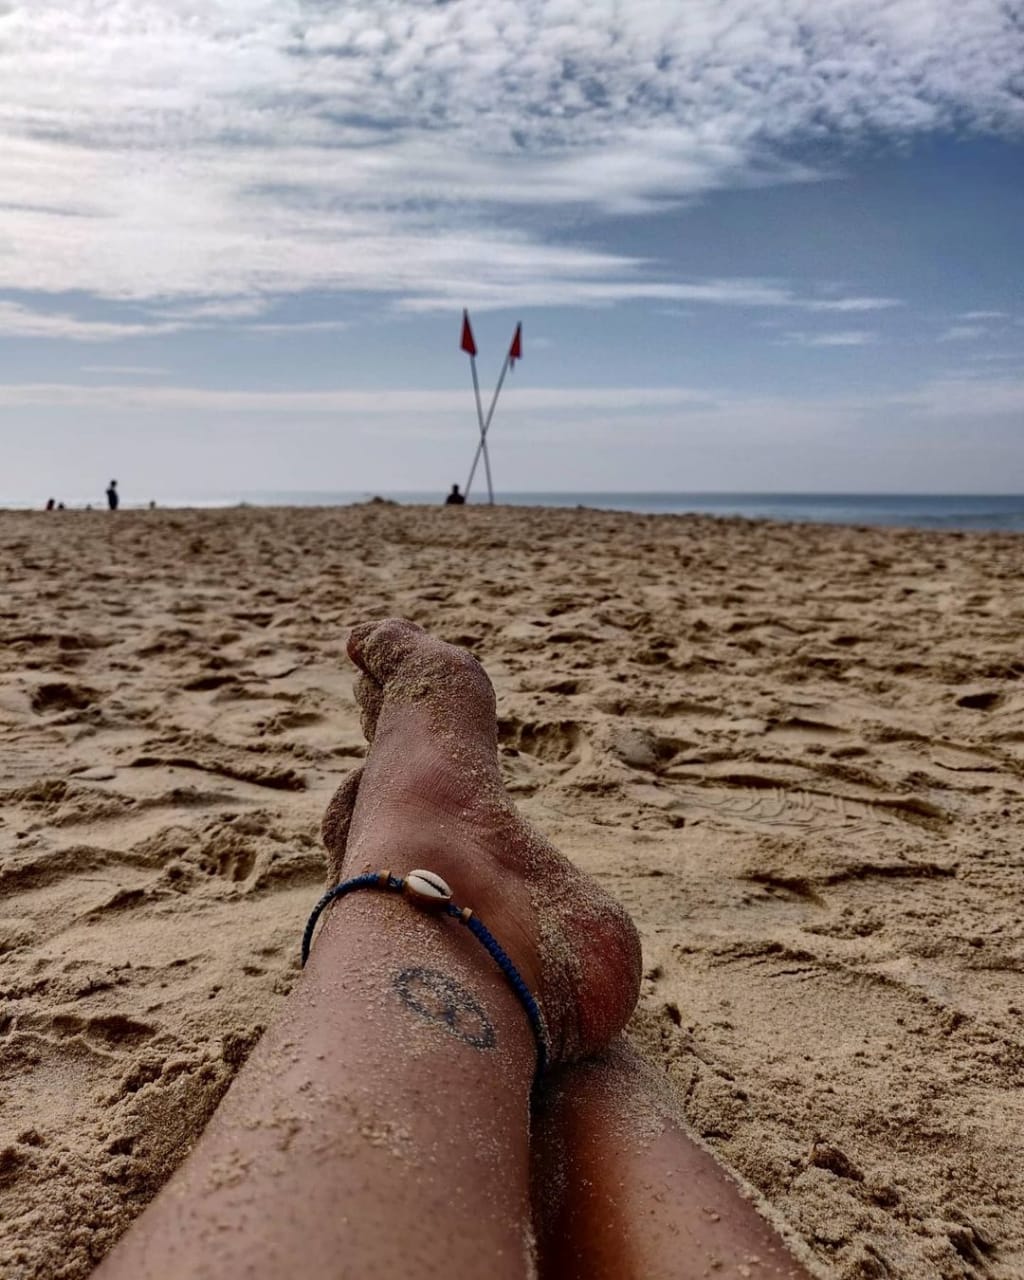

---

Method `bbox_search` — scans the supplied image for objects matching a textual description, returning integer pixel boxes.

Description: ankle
[333,837,545,1009]
[310,889,541,1079]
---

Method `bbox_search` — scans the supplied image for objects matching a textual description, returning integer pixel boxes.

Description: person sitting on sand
[94,620,814,1280]
[106,479,119,511]
[445,482,466,505]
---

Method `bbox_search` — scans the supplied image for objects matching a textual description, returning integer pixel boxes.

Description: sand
[1,502,1022,1279]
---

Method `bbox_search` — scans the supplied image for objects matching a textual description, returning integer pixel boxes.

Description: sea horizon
[7,490,1024,532]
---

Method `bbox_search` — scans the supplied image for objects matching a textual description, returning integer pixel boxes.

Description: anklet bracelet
[301,869,550,1076]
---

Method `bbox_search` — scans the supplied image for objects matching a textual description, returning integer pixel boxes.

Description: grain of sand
[1,503,1022,1279]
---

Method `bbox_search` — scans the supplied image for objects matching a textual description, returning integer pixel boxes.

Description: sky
[1,1,1022,503]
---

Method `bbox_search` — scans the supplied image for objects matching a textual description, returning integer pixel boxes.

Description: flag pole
[465,348,511,500]
[461,309,493,504]
[465,322,520,500]
[466,354,495,505]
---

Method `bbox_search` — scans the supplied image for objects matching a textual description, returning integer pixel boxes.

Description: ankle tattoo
[393,966,497,1051]
[301,868,549,1076]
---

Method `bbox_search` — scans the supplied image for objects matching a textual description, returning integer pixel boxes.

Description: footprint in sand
[497,716,585,765]
[30,681,97,714]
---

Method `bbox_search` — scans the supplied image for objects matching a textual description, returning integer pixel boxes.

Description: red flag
[508,322,522,366]
[460,309,477,357]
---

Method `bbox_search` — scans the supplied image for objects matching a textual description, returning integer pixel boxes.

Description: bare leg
[532,1041,818,1280]
[284,625,812,1279]
[94,620,641,1280]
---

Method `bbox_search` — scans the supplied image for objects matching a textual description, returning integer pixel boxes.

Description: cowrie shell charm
[403,869,454,907]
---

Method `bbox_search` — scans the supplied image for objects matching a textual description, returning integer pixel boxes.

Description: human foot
[320,618,642,1065]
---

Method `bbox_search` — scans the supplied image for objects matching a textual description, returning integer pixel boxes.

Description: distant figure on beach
[57,501,65,510]
[445,483,465,506]
[45,498,55,511]
[106,480,119,511]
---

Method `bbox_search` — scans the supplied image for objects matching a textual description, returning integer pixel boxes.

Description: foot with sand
[321,617,644,1062]
[95,619,813,1279]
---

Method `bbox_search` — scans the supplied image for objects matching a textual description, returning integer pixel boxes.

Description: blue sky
[1,1,1022,502]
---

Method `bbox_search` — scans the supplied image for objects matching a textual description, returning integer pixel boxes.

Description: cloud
[0,382,714,414]
[0,1,1019,313]
[783,330,876,347]
[4,372,1021,423]
[241,320,352,334]
[79,364,168,376]
[0,293,355,343]
[0,278,902,343]
[806,298,902,313]
[960,310,1008,320]
[6,372,1024,496]
[152,298,272,322]
[396,278,900,314]
[938,324,988,341]
[0,300,175,341]
[902,375,1024,417]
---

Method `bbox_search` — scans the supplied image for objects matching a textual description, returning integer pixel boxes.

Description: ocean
[11,492,1024,532]
[182,491,1024,532]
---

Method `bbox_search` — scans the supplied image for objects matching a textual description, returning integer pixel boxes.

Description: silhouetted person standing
[45,497,55,511]
[106,480,119,511]
[444,483,465,506]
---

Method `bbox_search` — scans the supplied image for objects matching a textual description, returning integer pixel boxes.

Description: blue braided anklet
[301,869,550,1077]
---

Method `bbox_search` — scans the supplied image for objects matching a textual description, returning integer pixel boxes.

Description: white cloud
[0,278,902,343]
[806,298,901,313]
[6,372,1023,497]
[0,382,713,414]
[153,298,272,321]
[0,300,176,341]
[396,278,899,314]
[0,1,1019,313]
[783,330,876,347]
[3,372,1021,423]
[902,375,1024,417]
[939,324,988,341]
[242,320,352,334]
[960,310,1008,320]
[80,364,168,376]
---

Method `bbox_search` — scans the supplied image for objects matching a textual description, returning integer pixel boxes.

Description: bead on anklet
[300,870,549,1077]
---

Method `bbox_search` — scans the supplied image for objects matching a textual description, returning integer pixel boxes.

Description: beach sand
[1,503,1022,1279]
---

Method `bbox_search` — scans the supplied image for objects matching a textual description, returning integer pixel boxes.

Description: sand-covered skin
[1,503,1022,1279]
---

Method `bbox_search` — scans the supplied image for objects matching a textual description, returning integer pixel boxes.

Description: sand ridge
[1,503,1022,1278]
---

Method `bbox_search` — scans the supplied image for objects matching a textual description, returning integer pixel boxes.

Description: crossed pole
[460,311,522,504]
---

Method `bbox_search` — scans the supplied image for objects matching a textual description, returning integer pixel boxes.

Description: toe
[321,765,363,883]
[347,618,497,733]
[347,618,428,683]
[354,673,384,742]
